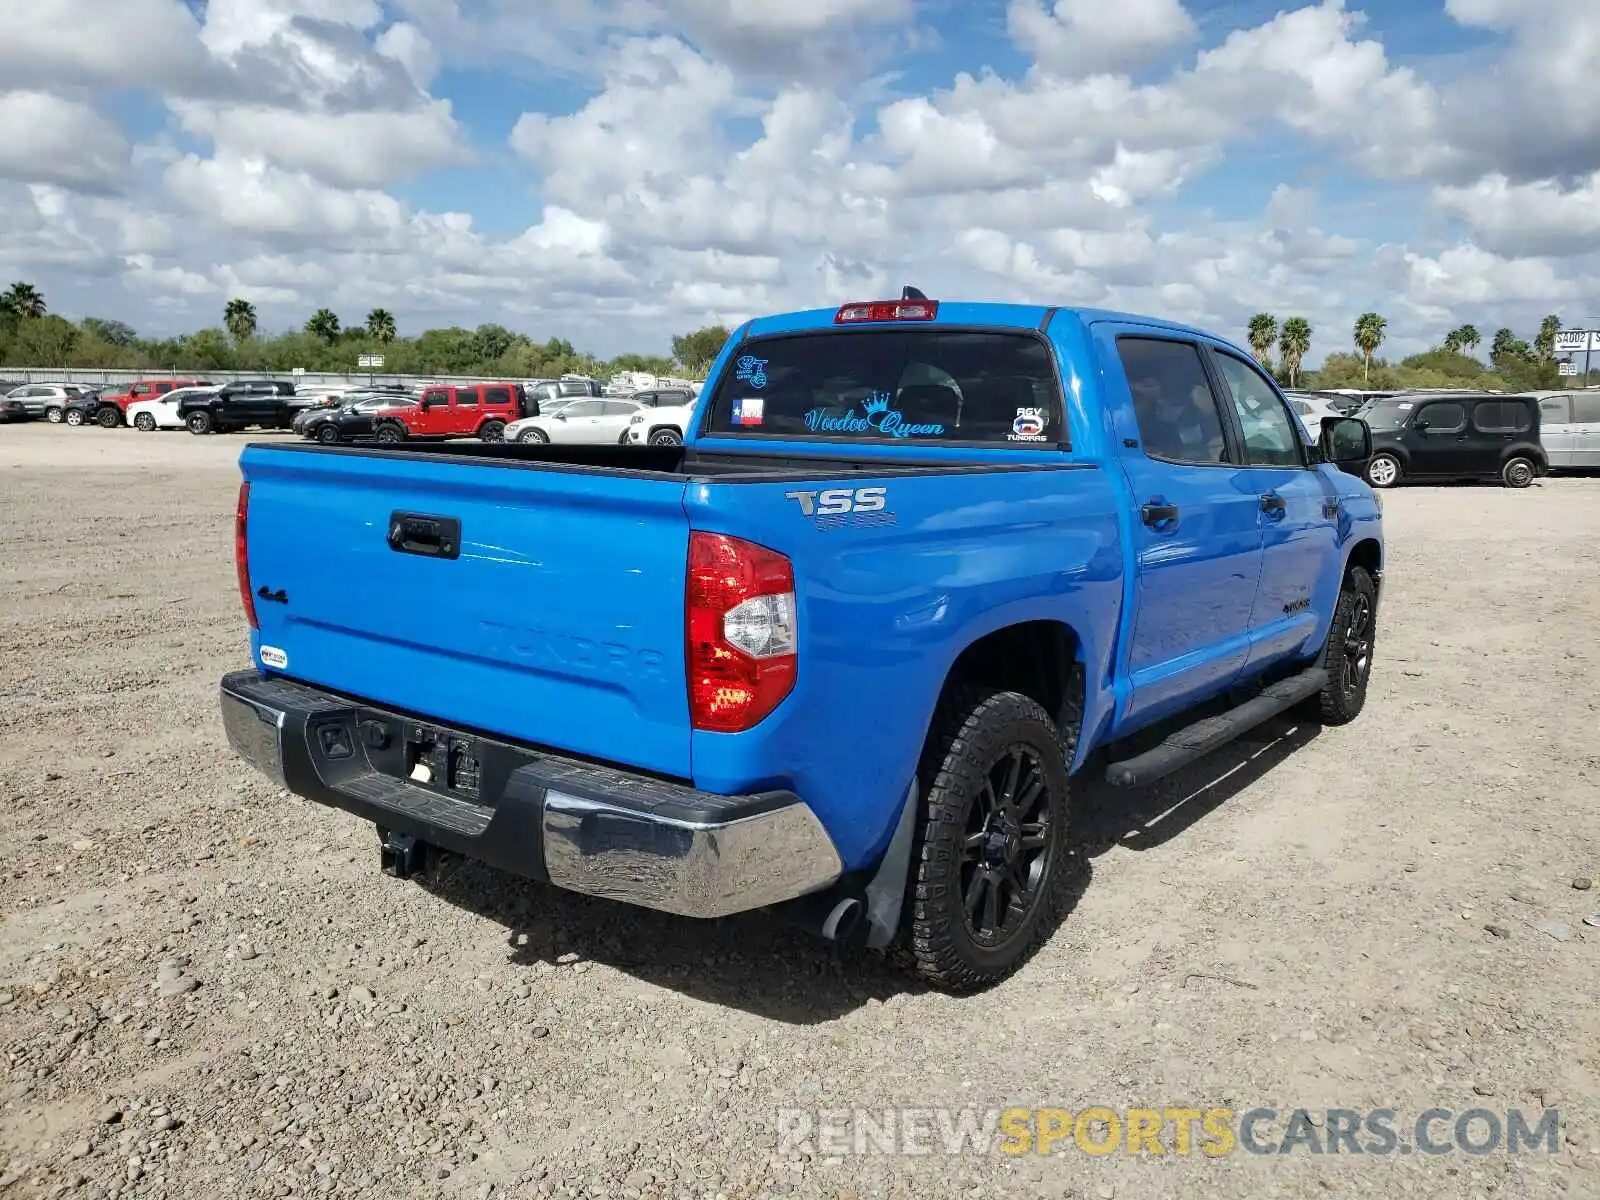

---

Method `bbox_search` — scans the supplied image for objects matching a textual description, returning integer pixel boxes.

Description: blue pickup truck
[220,292,1382,992]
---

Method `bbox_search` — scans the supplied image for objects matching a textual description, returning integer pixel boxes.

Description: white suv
[624,402,694,446]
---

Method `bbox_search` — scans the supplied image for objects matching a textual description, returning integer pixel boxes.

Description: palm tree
[305,309,341,344]
[1457,324,1480,354]
[1247,313,1278,367]
[1352,312,1387,385]
[365,308,397,344]
[224,299,257,342]
[2,281,47,319]
[1534,314,1560,365]
[1278,317,1312,387]
[1442,329,1463,353]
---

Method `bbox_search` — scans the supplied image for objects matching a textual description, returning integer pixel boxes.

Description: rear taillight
[236,481,257,630]
[686,532,796,733]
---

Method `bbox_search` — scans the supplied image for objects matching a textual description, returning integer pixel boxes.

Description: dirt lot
[0,420,1596,1200]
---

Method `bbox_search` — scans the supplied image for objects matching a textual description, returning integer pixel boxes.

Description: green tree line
[1246,310,1592,392]
[0,284,733,382]
[3,281,1593,391]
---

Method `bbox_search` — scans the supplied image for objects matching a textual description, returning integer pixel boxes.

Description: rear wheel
[1500,456,1536,488]
[96,406,121,429]
[133,412,156,432]
[904,686,1071,993]
[478,420,506,443]
[648,427,683,447]
[315,423,341,444]
[517,428,548,444]
[1301,566,1377,726]
[186,411,213,435]
[45,406,64,424]
[1365,452,1400,488]
[64,409,85,426]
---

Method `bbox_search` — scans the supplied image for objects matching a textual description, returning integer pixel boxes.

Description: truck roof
[740,300,1248,357]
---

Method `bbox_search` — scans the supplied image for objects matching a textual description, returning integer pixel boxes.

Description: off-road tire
[904,686,1071,993]
[1365,452,1401,488]
[186,411,213,435]
[1302,566,1377,726]
[374,423,404,444]
[1500,456,1536,489]
[96,406,121,428]
[478,420,506,443]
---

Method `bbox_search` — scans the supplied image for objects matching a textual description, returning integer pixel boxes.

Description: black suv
[1359,393,1545,489]
[178,380,299,434]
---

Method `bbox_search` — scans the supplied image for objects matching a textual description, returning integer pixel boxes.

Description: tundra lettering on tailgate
[479,620,666,680]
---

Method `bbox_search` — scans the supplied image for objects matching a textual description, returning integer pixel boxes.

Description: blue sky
[1,0,1597,361]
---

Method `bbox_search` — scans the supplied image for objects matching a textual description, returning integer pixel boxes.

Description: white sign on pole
[1558,361,1578,376]
[357,355,385,369]
[291,366,306,376]
[1553,330,1599,353]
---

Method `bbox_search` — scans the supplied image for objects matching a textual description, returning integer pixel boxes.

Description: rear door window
[1472,400,1533,433]
[454,386,479,406]
[483,387,511,406]
[1116,337,1233,465]
[703,329,1063,445]
[1573,394,1600,424]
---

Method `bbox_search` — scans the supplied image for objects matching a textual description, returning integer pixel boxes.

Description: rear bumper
[219,670,842,918]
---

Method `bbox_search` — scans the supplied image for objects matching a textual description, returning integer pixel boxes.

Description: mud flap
[862,779,920,950]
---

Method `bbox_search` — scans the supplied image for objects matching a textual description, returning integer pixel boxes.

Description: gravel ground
[1,421,1597,1200]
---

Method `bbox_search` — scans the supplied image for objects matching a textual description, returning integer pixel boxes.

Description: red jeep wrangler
[371,383,528,443]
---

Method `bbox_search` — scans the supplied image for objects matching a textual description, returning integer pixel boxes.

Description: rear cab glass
[701,329,1065,447]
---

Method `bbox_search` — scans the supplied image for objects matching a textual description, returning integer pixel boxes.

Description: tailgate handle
[388,512,461,559]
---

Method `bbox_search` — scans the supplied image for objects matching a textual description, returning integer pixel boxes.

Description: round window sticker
[1010,407,1048,442]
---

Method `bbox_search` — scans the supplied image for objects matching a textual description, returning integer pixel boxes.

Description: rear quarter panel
[688,465,1124,871]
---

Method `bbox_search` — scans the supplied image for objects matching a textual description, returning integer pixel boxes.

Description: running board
[1104,667,1327,788]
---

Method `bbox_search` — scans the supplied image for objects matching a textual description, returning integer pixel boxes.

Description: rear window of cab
[701,329,1066,447]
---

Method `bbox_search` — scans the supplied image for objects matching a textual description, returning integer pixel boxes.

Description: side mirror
[1320,416,1371,477]
[555,412,567,420]
[1412,418,1429,431]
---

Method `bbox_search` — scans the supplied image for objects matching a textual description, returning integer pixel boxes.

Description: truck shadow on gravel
[415,717,1319,1022]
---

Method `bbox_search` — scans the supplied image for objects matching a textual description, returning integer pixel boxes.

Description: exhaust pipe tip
[820,896,863,943]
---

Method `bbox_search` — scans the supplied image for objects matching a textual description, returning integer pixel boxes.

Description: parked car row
[299,383,697,446]
[8,375,1594,489]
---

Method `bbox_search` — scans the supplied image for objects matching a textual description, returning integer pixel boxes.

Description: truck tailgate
[239,446,694,778]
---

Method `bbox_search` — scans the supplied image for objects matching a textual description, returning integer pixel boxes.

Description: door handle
[387,511,461,559]
[1141,501,1179,528]
[1260,493,1286,517]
